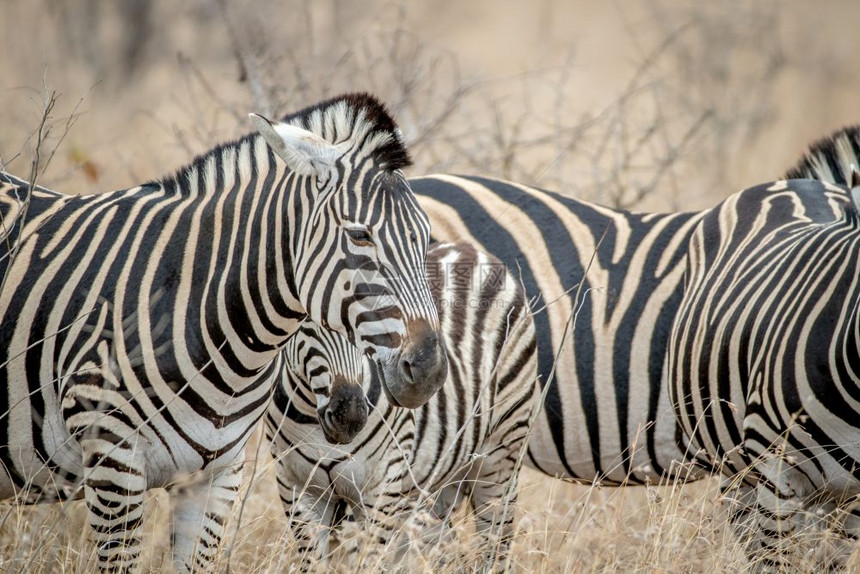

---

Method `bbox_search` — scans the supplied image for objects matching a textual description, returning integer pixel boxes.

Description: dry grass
[4,445,860,572]
[0,430,747,573]
[2,0,860,572]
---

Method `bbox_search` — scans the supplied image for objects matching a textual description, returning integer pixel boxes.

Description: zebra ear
[249,113,339,178]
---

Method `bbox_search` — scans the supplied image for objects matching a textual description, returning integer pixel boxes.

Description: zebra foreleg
[64,373,149,573]
[345,497,441,569]
[169,454,244,573]
[723,471,853,572]
[722,479,805,572]
[275,474,339,570]
[468,449,520,573]
[80,444,148,573]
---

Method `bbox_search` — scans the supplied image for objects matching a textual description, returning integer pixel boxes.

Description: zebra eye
[345,227,374,246]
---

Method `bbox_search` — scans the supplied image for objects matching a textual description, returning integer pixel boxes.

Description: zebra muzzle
[381,318,448,409]
[319,381,369,444]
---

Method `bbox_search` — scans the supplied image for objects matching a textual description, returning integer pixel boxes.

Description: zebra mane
[154,93,410,191]
[784,125,860,186]
[282,93,412,172]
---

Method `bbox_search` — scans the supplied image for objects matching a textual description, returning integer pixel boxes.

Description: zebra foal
[265,241,538,570]
[0,93,447,572]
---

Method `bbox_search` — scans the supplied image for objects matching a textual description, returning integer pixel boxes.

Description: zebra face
[252,107,448,409]
[321,176,449,409]
[322,177,449,409]
[284,323,370,445]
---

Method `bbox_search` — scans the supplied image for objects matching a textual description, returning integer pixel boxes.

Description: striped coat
[408,126,860,486]
[668,175,860,571]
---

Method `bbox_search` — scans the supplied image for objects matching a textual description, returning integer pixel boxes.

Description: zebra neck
[163,135,307,388]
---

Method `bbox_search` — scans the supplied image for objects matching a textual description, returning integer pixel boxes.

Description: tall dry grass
[0,428,749,573]
[2,1,860,571]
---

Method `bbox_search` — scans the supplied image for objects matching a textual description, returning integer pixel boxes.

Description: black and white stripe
[0,93,446,573]
[665,128,860,571]
[266,241,538,569]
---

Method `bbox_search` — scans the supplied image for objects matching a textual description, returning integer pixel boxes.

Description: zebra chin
[377,318,448,409]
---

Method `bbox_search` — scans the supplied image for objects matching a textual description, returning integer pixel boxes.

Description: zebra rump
[669,173,860,571]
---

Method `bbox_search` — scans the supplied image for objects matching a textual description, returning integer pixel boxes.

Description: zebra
[255,125,857,569]
[667,173,860,571]
[0,93,447,573]
[265,241,538,570]
[407,125,860,488]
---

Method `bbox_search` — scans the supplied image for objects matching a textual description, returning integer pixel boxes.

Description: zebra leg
[804,498,857,571]
[722,465,852,572]
[749,481,806,571]
[81,452,148,572]
[426,483,466,544]
[169,453,245,573]
[833,499,860,565]
[791,496,860,571]
[720,480,757,539]
[721,481,783,570]
[469,447,521,572]
[344,497,440,568]
[64,373,149,573]
[332,451,438,567]
[275,470,339,569]
[80,443,147,573]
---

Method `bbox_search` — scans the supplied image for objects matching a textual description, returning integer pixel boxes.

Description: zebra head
[250,94,446,409]
[283,321,373,445]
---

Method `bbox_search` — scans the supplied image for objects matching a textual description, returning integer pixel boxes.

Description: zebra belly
[525,369,696,484]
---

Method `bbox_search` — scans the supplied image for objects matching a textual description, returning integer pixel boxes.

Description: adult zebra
[407,125,860,487]
[0,94,447,573]
[668,173,860,571]
[266,242,538,570]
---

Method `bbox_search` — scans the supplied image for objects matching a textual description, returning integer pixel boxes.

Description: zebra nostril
[399,358,414,385]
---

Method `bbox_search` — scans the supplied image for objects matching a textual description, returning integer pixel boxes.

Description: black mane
[282,93,412,172]
[785,125,860,186]
[154,93,410,190]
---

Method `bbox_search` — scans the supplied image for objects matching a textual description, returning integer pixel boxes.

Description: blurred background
[1,1,859,571]
[2,0,858,212]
